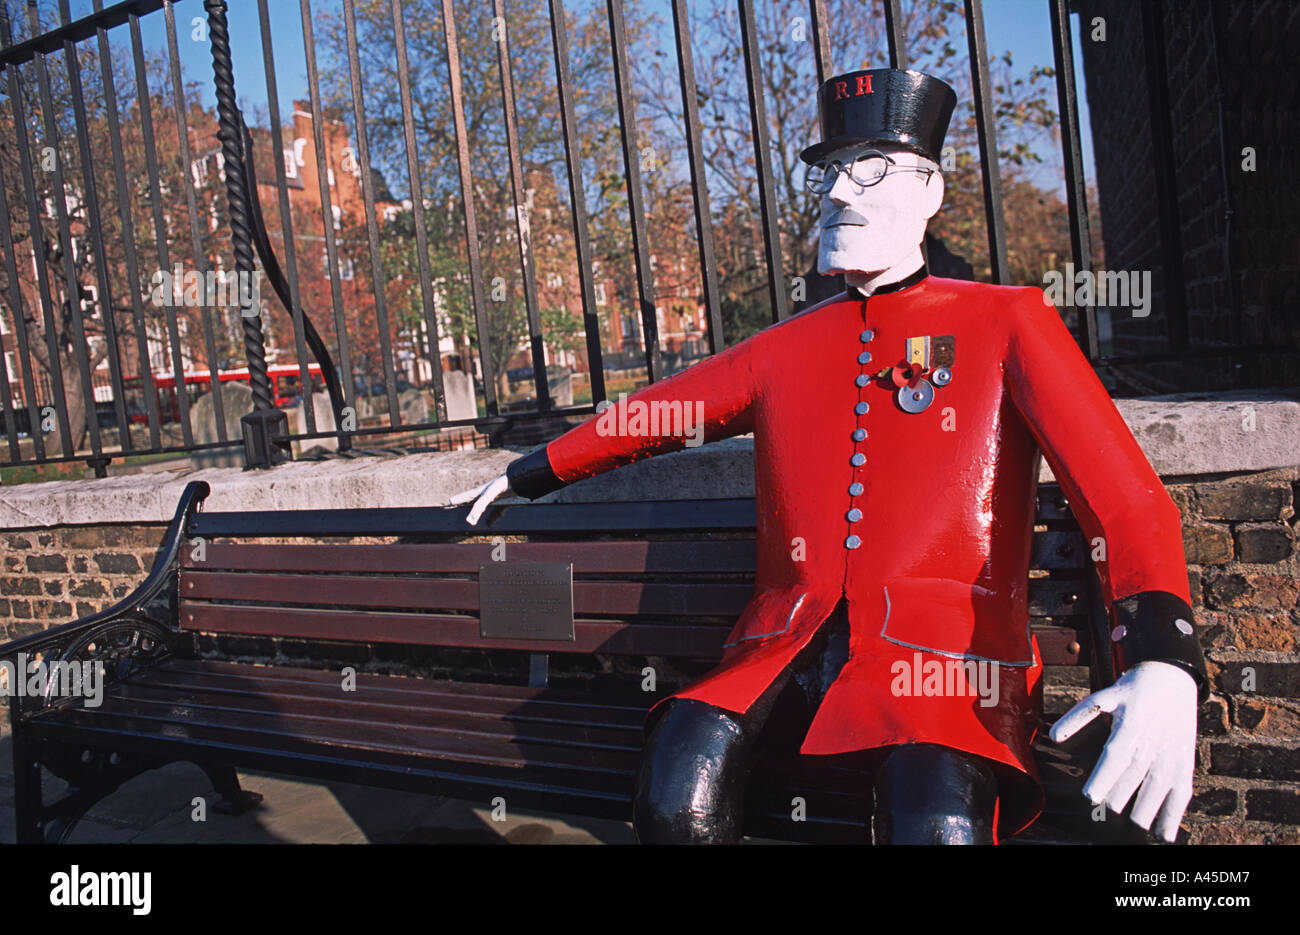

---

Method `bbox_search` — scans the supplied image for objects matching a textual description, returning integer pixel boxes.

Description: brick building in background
[243,102,414,385]
[1072,0,1298,396]
[502,165,711,383]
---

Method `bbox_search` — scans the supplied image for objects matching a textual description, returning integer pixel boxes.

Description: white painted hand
[449,473,510,526]
[1049,660,1198,843]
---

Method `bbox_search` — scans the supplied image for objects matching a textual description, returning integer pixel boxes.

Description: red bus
[117,364,325,425]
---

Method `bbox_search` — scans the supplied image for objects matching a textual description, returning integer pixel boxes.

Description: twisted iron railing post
[206,0,288,468]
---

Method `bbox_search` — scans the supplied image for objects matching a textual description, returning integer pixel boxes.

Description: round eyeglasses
[805,149,935,195]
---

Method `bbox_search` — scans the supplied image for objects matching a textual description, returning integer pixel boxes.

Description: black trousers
[633,599,999,844]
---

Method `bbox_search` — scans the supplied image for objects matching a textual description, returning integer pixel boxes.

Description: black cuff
[1110,590,1210,703]
[506,445,564,501]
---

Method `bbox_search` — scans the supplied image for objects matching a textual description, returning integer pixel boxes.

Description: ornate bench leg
[11,726,45,845]
[29,744,167,844]
[199,763,263,815]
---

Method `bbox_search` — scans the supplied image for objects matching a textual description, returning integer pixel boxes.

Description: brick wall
[1,525,171,641]
[1172,466,1300,843]
[2,467,1297,842]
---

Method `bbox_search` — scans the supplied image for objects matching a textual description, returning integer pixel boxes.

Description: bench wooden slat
[180,603,730,656]
[1035,489,1074,523]
[31,715,638,809]
[1026,579,1090,617]
[55,698,642,779]
[182,541,759,575]
[131,662,650,728]
[140,659,648,710]
[181,604,1084,664]
[125,669,651,731]
[189,498,759,538]
[1030,530,1087,569]
[112,682,645,739]
[181,571,755,616]
[106,684,643,752]
[181,567,1088,618]
[1033,625,1084,665]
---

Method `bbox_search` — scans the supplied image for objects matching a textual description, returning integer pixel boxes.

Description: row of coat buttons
[847,328,875,550]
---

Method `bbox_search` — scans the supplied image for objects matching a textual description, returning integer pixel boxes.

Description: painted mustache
[825,207,870,228]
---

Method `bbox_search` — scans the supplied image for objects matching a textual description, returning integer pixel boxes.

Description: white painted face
[815,144,944,278]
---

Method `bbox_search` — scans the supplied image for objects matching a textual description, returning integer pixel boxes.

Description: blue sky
[980,0,1097,194]
[64,0,1095,197]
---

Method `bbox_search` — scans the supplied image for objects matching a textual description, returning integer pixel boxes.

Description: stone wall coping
[1,395,1297,529]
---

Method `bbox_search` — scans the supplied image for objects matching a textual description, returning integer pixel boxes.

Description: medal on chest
[877,334,954,413]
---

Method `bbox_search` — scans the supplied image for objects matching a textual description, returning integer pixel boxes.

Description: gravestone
[443,370,478,422]
[356,394,383,422]
[548,371,573,407]
[400,388,429,425]
[190,381,252,468]
[293,391,337,456]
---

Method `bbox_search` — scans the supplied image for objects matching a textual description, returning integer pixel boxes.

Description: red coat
[510,274,1196,836]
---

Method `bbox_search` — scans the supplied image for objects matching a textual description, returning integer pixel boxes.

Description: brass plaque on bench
[478,562,575,642]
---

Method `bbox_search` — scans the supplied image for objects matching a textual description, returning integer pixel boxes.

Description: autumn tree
[641,0,1072,342]
[310,0,663,403]
[0,0,238,456]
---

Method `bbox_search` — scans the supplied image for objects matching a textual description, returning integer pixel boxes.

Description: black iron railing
[0,0,1289,478]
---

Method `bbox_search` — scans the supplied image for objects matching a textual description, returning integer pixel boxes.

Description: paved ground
[0,722,637,844]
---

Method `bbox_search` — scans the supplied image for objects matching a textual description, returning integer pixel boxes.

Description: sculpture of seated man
[455,68,1208,844]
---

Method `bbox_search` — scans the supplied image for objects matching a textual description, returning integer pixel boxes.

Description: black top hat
[800,68,956,166]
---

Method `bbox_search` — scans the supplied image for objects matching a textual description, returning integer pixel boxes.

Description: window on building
[80,284,98,318]
[323,252,355,281]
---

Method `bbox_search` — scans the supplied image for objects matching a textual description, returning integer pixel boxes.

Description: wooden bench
[3,479,1148,844]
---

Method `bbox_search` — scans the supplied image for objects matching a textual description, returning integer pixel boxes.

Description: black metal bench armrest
[0,481,209,663]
